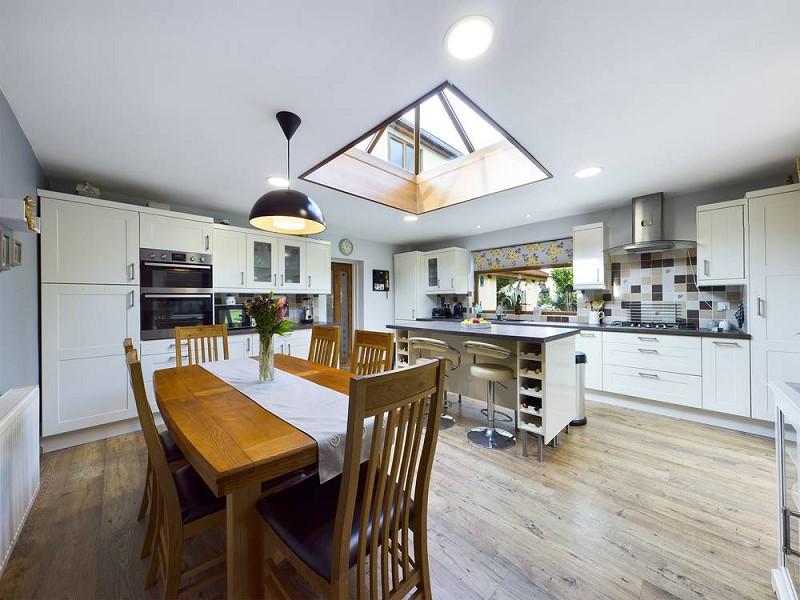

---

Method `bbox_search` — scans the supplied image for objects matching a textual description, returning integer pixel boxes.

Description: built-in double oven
[140,248,213,340]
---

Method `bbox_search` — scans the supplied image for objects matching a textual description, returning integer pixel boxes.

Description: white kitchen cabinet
[603,364,702,408]
[394,251,437,321]
[227,334,253,359]
[246,233,279,290]
[305,240,331,293]
[423,247,471,294]
[574,330,603,389]
[140,213,213,254]
[696,200,747,285]
[275,328,312,359]
[279,239,306,290]
[701,338,751,417]
[747,185,800,421]
[213,226,247,288]
[573,222,609,290]
[40,196,139,285]
[41,284,140,436]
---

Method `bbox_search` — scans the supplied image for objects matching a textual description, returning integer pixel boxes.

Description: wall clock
[338,238,354,256]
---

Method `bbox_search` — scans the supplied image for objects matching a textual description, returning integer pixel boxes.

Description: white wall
[0,88,47,394]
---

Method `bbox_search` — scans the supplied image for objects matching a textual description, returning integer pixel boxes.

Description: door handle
[129,290,135,308]
[246,337,251,353]
[637,336,658,342]
[757,297,765,317]
[704,259,710,277]
[713,341,740,347]
[412,308,415,319]
[205,235,210,251]
[637,348,659,354]
[281,274,284,286]
[273,273,277,286]
[288,343,291,356]
[241,271,245,285]
[308,275,311,288]
[638,372,659,379]
[450,277,454,288]
[128,263,135,281]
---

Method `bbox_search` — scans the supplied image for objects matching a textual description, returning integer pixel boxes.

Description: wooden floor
[0,398,776,599]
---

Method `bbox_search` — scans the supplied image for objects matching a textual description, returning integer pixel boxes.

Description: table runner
[200,358,373,483]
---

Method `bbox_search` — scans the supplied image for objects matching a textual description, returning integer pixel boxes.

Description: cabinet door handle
[246,337,251,352]
[450,277,454,288]
[638,372,659,379]
[704,259,710,277]
[581,332,595,337]
[713,341,740,347]
[129,290,135,308]
[637,336,657,342]
[281,274,284,286]
[412,308,415,319]
[205,235,210,250]
[757,297,765,317]
[308,275,311,288]
[241,271,245,285]
[288,343,291,356]
[273,273,277,286]
[128,263,135,281]
[638,348,658,354]
[596,267,600,282]
[437,279,440,287]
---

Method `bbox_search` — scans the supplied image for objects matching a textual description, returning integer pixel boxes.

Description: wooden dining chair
[350,329,394,376]
[124,340,226,599]
[308,325,341,368]
[174,324,229,367]
[257,358,446,600]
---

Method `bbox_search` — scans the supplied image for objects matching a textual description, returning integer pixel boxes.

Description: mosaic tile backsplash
[585,248,745,330]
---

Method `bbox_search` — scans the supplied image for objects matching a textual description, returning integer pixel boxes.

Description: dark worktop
[228,322,316,335]
[412,318,751,340]
[387,320,579,343]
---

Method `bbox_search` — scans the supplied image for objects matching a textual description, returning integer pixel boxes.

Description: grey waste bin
[571,351,587,426]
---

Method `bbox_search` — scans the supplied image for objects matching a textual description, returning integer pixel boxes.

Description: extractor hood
[606,193,695,255]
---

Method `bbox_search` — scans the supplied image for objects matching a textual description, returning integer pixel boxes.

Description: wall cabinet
[574,330,603,390]
[423,247,471,294]
[394,251,436,320]
[279,239,305,290]
[140,213,213,254]
[696,200,746,285]
[41,284,140,436]
[573,222,609,290]
[213,226,248,288]
[246,233,279,290]
[701,338,751,417]
[40,197,139,285]
[305,241,331,293]
[747,185,800,421]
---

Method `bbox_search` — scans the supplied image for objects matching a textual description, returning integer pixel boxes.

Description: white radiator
[0,386,40,576]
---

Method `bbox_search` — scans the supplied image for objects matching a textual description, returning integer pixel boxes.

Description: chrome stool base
[467,426,515,450]
[440,414,456,430]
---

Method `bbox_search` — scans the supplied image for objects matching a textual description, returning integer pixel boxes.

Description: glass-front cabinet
[773,381,800,599]
[246,233,279,289]
[426,254,440,291]
[279,239,305,290]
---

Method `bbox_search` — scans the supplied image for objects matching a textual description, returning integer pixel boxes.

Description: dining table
[153,353,353,599]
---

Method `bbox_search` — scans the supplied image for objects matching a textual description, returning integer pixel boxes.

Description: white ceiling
[1,1,798,245]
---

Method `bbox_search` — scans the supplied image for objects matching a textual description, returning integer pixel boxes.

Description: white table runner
[200,358,372,483]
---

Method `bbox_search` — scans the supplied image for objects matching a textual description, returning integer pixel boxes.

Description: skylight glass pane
[419,95,468,156]
[443,88,504,150]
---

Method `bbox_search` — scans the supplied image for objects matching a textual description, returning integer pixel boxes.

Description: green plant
[537,268,577,311]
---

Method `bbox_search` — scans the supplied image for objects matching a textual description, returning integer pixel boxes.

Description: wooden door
[331,262,353,366]
[749,189,800,421]
[40,197,139,285]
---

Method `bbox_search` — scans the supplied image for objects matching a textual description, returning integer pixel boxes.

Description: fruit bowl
[461,317,492,329]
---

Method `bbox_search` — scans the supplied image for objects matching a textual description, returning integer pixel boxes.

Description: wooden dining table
[153,353,353,599]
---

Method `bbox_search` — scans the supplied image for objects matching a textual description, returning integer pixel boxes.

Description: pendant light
[249,111,327,235]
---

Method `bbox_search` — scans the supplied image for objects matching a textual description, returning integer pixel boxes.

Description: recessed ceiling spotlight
[266,176,290,187]
[575,167,602,179]
[445,16,494,60]
[476,224,482,229]
[525,213,532,218]
[403,215,418,222]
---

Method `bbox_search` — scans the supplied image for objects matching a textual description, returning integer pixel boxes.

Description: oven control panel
[140,248,212,264]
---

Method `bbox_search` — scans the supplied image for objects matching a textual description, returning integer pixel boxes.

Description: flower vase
[258,334,275,382]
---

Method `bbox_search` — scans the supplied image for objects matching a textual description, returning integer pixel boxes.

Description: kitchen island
[387,321,580,459]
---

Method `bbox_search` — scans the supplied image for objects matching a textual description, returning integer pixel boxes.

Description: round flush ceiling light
[575,167,603,178]
[403,215,418,222]
[267,176,290,187]
[445,16,494,60]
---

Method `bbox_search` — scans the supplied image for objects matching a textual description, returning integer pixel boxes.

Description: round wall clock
[338,238,354,256]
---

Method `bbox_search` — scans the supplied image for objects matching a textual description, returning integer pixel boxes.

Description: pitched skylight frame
[299,81,552,214]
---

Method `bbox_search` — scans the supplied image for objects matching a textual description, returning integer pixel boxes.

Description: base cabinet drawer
[603,341,701,376]
[603,365,702,408]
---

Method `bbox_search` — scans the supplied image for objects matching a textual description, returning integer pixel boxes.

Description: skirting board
[41,413,165,453]
[586,389,774,438]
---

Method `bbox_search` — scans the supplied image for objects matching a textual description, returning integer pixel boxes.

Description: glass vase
[258,334,275,382]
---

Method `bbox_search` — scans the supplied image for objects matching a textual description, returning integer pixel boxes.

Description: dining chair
[124,340,226,599]
[350,329,394,376]
[308,325,341,368]
[257,358,446,600]
[174,324,229,367]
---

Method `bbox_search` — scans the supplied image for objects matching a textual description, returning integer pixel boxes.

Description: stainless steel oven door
[140,261,213,289]
[140,292,213,340]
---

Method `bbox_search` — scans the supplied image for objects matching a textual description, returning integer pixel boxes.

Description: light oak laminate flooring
[0,399,776,599]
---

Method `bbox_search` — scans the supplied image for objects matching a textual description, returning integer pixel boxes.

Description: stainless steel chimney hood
[606,193,695,255]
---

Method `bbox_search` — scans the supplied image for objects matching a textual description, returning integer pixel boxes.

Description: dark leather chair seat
[172,465,226,524]
[256,462,412,582]
[160,429,184,463]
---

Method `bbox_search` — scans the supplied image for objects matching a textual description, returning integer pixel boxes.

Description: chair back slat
[332,359,445,599]
[308,325,340,368]
[174,324,229,367]
[351,330,394,376]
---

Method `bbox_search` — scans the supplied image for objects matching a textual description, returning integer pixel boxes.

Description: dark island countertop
[412,318,751,340]
[387,320,579,343]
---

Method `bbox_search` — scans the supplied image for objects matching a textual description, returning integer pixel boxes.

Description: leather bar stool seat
[408,336,462,430]
[464,340,516,450]
[469,363,514,382]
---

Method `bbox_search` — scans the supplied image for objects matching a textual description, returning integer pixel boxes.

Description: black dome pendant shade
[249,111,327,235]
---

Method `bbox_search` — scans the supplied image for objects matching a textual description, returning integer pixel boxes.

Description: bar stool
[463,340,516,450]
[408,337,462,430]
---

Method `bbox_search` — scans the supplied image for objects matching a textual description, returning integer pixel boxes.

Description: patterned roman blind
[472,237,573,271]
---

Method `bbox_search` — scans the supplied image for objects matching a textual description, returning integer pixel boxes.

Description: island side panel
[542,335,577,443]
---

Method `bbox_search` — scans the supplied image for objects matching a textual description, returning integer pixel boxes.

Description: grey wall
[0,88,47,394]
[407,176,783,252]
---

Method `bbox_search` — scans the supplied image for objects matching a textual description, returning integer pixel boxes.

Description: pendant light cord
[287,138,291,190]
